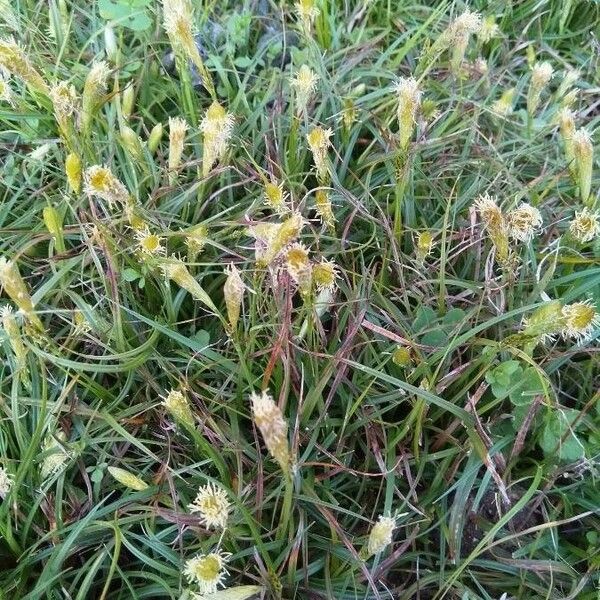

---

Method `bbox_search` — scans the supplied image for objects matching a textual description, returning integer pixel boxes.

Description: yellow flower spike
[445,11,482,75]
[147,122,164,154]
[81,61,110,136]
[43,205,65,253]
[285,243,312,297]
[107,466,148,491]
[121,84,136,120]
[0,37,48,95]
[250,390,291,474]
[307,126,333,183]
[168,116,188,182]
[569,207,600,243]
[120,126,145,164]
[188,482,230,529]
[162,389,195,430]
[507,203,543,243]
[290,64,319,115]
[556,68,580,99]
[162,0,215,98]
[201,101,234,178]
[314,189,335,229]
[65,153,82,194]
[521,300,563,344]
[572,128,593,205]
[184,551,230,594]
[474,194,511,267]
[263,180,289,214]
[0,257,43,330]
[295,0,319,34]
[561,301,600,343]
[526,61,553,116]
[491,87,515,117]
[184,224,209,258]
[363,515,396,559]
[124,199,147,230]
[258,212,305,267]
[312,258,338,293]
[135,227,165,258]
[223,263,245,331]
[84,165,130,207]
[416,230,435,263]
[478,15,500,44]
[50,81,80,148]
[558,108,576,176]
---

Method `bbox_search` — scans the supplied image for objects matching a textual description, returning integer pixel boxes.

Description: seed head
[307,126,333,183]
[184,551,230,594]
[527,61,553,116]
[507,203,543,242]
[561,301,599,342]
[250,390,290,473]
[84,165,129,207]
[162,389,195,429]
[569,207,600,243]
[168,116,189,181]
[223,263,245,331]
[201,101,234,177]
[188,482,230,529]
[291,64,319,113]
[263,180,289,214]
[313,258,338,293]
[0,466,12,499]
[256,212,305,267]
[366,515,396,557]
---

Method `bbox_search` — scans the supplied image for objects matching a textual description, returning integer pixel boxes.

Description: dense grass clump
[0,1,599,598]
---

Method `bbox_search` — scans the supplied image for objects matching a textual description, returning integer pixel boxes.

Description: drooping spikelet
[0,37,48,94]
[395,77,421,152]
[312,258,338,293]
[168,116,188,182]
[184,551,230,594]
[290,64,319,114]
[569,207,600,243]
[81,61,110,136]
[65,153,82,194]
[561,301,600,343]
[295,0,319,34]
[526,61,553,116]
[201,101,234,177]
[307,126,333,183]
[250,390,291,474]
[572,128,593,205]
[162,0,215,98]
[507,203,543,242]
[285,243,312,297]
[188,482,230,529]
[491,88,515,117]
[223,263,245,331]
[314,189,335,229]
[365,515,396,558]
[0,257,43,330]
[162,389,195,430]
[474,194,510,267]
[40,431,70,480]
[263,181,289,214]
[50,81,80,149]
[0,465,12,499]
[84,165,130,207]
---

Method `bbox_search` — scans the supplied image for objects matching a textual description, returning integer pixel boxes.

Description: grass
[0,0,599,598]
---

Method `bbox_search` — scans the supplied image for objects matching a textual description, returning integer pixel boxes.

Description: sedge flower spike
[81,61,110,136]
[162,389,195,429]
[0,37,48,94]
[168,116,188,182]
[572,129,593,205]
[491,88,515,117]
[315,189,335,229]
[569,207,600,243]
[558,108,576,176]
[65,153,82,194]
[184,224,209,258]
[263,180,289,214]
[162,0,215,98]
[507,203,543,242]
[307,126,333,183]
[201,101,234,177]
[366,515,396,557]
[295,0,319,34]
[0,257,43,330]
[84,165,129,207]
[527,61,553,116]
[285,243,312,297]
[161,256,218,313]
[184,551,230,594]
[313,258,338,293]
[0,466,12,499]
[258,212,305,267]
[561,301,600,343]
[447,11,482,74]
[478,16,500,44]
[474,194,510,267]
[50,82,80,148]
[223,263,245,331]
[135,228,165,258]
[395,77,421,152]
[40,432,70,480]
[250,390,291,474]
[290,64,319,114]
[188,482,230,529]
[521,300,563,345]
